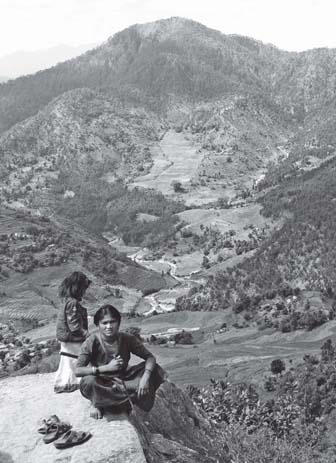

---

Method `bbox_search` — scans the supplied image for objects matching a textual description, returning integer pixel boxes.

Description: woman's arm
[65,301,87,338]
[144,355,156,375]
[138,355,156,397]
[127,333,157,397]
[75,356,124,377]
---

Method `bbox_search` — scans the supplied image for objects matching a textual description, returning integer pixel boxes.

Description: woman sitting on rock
[54,271,91,393]
[75,304,166,419]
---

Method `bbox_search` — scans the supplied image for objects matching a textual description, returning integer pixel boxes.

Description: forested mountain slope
[1,17,336,164]
[178,152,336,331]
[0,17,284,132]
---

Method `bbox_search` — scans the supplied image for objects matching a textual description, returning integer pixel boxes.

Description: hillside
[179,151,336,331]
[0,88,188,242]
[1,18,336,141]
[2,18,336,207]
[170,95,290,199]
[0,206,173,333]
[0,87,163,193]
[1,18,336,211]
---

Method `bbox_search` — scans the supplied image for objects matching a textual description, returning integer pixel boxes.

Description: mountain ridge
[0,17,301,132]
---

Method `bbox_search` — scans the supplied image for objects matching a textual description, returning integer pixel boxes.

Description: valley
[0,114,327,387]
[2,16,336,461]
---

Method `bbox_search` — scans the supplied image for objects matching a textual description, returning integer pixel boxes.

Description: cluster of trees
[0,208,133,288]
[178,223,269,270]
[0,216,75,274]
[177,277,334,333]
[257,154,336,295]
[57,174,185,247]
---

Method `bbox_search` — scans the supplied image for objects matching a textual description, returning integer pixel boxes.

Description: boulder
[0,373,146,463]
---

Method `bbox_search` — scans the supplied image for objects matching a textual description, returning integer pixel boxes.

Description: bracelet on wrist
[92,366,97,375]
[144,368,152,374]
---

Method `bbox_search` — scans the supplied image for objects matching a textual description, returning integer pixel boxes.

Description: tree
[217,197,230,209]
[174,330,193,345]
[202,255,210,269]
[321,339,335,363]
[271,359,286,376]
[171,180,184,193]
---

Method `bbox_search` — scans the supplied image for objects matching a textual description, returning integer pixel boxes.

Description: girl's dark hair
[59,271,91,300]
[94,304,121,326]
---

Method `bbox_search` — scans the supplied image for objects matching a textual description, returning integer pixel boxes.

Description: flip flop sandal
[54,430,92,449]
[43,422,72,444]
[38,415,60,434]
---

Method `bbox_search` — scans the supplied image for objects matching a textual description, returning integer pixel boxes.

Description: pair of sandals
[38,415,91,449]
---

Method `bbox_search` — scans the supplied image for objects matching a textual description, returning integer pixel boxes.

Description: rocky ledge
[0,372,225,463]
[0,373,146,463]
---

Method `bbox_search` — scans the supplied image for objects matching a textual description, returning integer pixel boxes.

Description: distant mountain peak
[106,16,215,44]
[134,16,198,36]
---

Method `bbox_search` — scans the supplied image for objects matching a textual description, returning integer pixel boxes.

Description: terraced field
[130,130,226,205]
[178,203,273,237]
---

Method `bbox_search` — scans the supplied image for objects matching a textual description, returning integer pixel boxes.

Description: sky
[1,0,336,58]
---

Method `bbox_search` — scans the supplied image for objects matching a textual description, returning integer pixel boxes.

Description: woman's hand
[104,355,123,373]
[138,372,150,398]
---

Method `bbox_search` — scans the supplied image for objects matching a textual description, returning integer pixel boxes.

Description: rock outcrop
[0,373,146,463]
[0,372,225,463]
[131,381,226,463]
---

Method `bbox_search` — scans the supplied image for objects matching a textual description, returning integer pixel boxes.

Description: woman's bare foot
[90,406,104,419]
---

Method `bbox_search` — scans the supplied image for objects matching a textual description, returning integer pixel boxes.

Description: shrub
[174,330,193,345]
[223,423,325,463]
[171,180,184,192]
[271,359,286,376]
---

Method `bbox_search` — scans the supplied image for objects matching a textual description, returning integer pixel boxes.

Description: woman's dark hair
[94,304,121,326]
[59,271,91,300]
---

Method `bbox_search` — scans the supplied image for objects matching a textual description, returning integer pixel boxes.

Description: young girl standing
[54,271,91,393]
